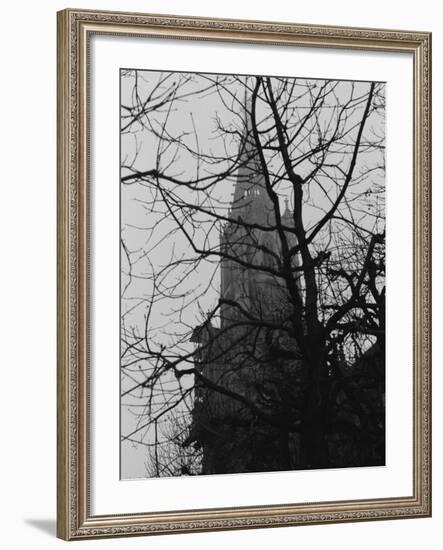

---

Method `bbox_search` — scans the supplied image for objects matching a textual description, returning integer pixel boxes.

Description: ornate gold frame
[57,8,432,540]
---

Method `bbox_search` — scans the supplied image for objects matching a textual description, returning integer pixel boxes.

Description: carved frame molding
[57,8,431,540]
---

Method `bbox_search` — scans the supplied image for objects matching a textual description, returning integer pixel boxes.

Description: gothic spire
[230,85,273,225]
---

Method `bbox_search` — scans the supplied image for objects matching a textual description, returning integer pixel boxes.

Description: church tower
[188,92,304,475]
[219,94,299,328]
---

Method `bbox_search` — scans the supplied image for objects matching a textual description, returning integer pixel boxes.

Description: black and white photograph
[120,69,386,479]
[0,0,437,546]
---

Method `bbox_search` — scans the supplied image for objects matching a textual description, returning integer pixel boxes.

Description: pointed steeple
[231,91,259,206]
[282,197,292,223]
[282,195,297,235]
[284,197,289,214]
[230,87,274,225]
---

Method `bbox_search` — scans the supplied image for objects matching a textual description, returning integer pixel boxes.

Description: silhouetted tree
[120,70,385,475]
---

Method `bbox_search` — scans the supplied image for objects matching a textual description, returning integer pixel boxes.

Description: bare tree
[120,70,385,476]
